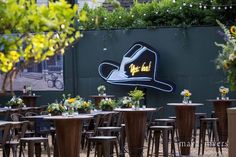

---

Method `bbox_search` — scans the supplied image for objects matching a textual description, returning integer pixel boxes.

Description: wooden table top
[89,95,115,98]
[167,103,204,106]
[114,108,156,112]
[21,95,41,98]
[207,99,236,102]
[44,115,93,120]
[0,121,22,126]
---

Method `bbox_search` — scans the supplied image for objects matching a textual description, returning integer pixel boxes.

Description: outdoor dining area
[0,86,235,157]
[0,0,236,157]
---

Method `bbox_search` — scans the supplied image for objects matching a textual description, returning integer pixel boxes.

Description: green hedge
[78,0,235,30]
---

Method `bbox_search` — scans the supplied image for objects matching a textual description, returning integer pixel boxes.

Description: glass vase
[221,94,226,100]
[134,101,140,110]
[182,96,189,104]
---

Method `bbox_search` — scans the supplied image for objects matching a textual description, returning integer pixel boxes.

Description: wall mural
[98,41,175,92]
[0,55,64,91]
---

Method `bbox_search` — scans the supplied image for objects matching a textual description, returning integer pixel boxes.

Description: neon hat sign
[98,42,175,92]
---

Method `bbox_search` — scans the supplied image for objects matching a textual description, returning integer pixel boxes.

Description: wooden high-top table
[207,99,236,143]
[44,115,92,157]
[167,103,203,156]
[21,95,41,107]
[114,108,156,157]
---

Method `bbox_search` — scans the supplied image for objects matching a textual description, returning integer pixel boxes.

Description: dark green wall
[74,27,236,116]
[1,27,235,117]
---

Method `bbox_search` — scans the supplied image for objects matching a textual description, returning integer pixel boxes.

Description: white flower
[97,85,106,92]
[180,89,191,97]
[229,53,236,61]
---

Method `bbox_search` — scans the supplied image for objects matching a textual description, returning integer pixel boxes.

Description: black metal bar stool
[87,136,119,157]
[198,117,220,156]
[147,126,176,157]
[19,137,50,157]
[193,112,207,147]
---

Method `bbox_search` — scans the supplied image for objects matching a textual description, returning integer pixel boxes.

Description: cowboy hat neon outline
[98,42,175,92]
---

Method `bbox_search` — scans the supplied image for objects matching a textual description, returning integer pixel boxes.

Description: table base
[55,119,82,157]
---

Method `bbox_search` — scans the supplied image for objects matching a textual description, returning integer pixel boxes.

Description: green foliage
[7,96,24,107]
[99,98,116,110]
[128,87,145,101]
[0,0,81,93]
[79,0,235,30]
[215,20,236,90]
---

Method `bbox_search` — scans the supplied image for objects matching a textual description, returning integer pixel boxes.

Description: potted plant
[180,89,192,104]
[219,86,229,100]
[47,102,66,116]
[7,96,25,108]
[77,100,93,114]
[97,85,106,96]
[63,95,82,115]
[118,96,133,108]
[128,88,145,108]
[99,98,116,111]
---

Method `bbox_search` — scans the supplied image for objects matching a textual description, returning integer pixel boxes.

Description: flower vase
[221,94,226,100]
[102,106,113,111]
[134,101,140,110]
[68,107,74,115]
[99,91,106,96]
[182,96,189,104]
[78,108,91,114]
[51,111,62,116]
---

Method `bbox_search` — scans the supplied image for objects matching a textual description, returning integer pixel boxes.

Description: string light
[170,1,236,11]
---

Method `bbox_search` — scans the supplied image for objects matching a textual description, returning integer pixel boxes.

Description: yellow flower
[83,101,89,108]
[230,26,236,37]
[8,51,20,61]
[68,98,76,103]
[223,60,230,69]
[0,52,5,59]
[185,92,191,97]
[79,10,88,22]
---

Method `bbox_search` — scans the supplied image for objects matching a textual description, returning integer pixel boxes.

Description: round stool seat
[195,113,207,116]
[150,126,173,130]
[154,118,175,122]
[88,136,117,140]
[200,117,218,121]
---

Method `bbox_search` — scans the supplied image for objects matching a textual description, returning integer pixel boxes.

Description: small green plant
[77,100,94,113]
[128,88,145,101]
[97,85,106,95]
[99,98,116,111]
[47,102,66,115]
[7,96,24,108]
[118,96,133,108]
[128,87,145,107]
